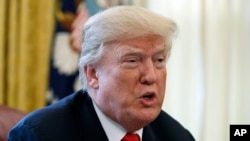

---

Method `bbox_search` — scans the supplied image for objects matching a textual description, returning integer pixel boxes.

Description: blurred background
[0,0,249,141]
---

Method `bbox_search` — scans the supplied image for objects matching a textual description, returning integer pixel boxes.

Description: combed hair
[79,5,178,89]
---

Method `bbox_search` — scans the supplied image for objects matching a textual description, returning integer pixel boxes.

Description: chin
[137,108,161,124]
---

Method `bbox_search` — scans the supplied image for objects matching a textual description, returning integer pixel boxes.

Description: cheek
[103,75,136,108]
[98,68,131,102]
[158,71,167,96]
[109,69,139,89]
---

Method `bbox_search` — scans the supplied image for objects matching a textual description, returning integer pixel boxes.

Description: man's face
[88,35,167,131]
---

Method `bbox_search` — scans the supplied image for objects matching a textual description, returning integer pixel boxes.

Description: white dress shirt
[93,101,143,141]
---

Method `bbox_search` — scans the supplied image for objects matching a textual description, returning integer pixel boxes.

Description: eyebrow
[154,48,168,56]
[120,49,141,57]
[115,46,167,59]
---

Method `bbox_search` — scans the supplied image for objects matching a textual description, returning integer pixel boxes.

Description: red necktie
[121,133,140,141]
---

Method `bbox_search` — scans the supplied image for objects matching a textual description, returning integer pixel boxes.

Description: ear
[84,65,99,89]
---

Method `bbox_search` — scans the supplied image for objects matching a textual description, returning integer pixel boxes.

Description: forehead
[107,35,166,53]
[121,35,165,49]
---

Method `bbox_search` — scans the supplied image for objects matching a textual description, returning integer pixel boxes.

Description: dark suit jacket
[8,90,195,141]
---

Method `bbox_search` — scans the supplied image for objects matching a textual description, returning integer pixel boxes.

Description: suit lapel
[142,125,157,141]
[80,91,109,141]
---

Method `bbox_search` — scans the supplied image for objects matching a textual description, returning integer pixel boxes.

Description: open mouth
[141,92,156,100]
[139,92,156,106]
[142,93,154,99]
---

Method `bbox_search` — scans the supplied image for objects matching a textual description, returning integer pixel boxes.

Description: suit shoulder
[23,90,86,123]
[9,90,89,140]
[148,111,195,141]
[153,111,185,130]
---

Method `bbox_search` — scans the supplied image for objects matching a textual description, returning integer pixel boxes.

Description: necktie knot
[121,133,140,141]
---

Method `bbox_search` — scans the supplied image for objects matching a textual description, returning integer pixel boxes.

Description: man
[8,6,195,141]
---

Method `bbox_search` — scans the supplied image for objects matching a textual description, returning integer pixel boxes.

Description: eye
[154,56,166,68]
[157,58,165,63]
[121,57,141,69]
[155,56,166,63]
[126,58,137,63]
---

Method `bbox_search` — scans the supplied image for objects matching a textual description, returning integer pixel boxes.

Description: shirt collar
[92,101,143,141]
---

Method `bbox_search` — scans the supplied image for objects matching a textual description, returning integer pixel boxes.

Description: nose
[140,60,157,85]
